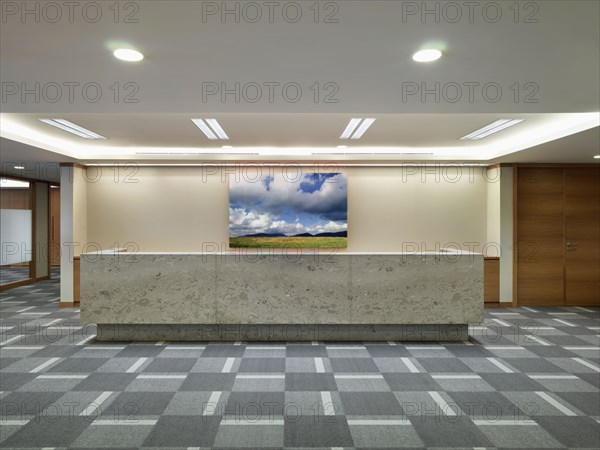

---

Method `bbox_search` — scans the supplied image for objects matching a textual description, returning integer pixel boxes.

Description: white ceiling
[0,0,599,174]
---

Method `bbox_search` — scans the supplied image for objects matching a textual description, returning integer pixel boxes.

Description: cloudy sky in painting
[229,173,348,237]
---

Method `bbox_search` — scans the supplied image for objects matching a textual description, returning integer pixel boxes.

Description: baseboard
[36,275,50,281]
[485,301,515,308]
[95,324,470,342]
[60,301,80,308]
[0,278,34,291]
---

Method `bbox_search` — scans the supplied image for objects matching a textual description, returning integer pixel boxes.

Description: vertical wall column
[34,181,49,279]
[486,166,514,303]
[498,167,514,303]
[60,164,87,306]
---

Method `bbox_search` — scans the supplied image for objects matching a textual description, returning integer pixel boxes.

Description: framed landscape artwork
[229,172,348,248]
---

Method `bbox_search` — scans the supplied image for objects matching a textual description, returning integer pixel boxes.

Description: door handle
[566,242,577,250]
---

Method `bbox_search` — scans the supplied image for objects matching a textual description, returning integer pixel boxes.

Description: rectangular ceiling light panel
[340,118,376,140]
[39,119,106,139]
[192,118,229,140]
[460,119,524,140]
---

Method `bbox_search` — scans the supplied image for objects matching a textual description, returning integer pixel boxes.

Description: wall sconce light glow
[412,49,442,63]
[14,166,25,170]
[113,48,144,62]
[594,155,600,159]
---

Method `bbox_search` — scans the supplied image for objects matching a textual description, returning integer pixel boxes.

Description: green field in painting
[229,236,347,249]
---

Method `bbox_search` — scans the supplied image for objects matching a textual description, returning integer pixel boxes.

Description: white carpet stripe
[535,392,577,416]
[554,319,577,327]
[401,357,420,373]
[222,357,235,373]
[91,419,157,426]
[80,391,114,416]
[29,357,61,373]
[572,358,600,372]
[428,391,457,416]
[0,335,22,346]
[125,357,148,373]
[314,357,325,373]
[202,391,222,416]
[487,357,513,373]
[347,419,411,425]
[321,391,335,415]
[525,335,552,346]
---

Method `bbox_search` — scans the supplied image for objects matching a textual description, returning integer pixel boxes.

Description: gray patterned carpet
[0,273,599,449]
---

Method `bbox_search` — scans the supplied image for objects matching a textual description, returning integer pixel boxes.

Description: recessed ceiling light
[191,119,229,140]
[39,119,106,139]
[14,165,25,170]
[340,118,362,139]
[412,49,442,63]
[340,118,376,140]
[205,119,229,140]
[351,118,376,139]
[113,48,144,62]
[460,119,524,140]
[594,155,600,159]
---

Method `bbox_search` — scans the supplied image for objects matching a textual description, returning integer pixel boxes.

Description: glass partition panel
[0,177,32,286]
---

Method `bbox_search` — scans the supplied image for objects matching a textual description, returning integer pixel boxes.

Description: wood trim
[486,163,514,170]
[484,258,500,303]
[29,182,36,281]
[74,256,80,304]
[485,301,516,308]
[484,256,500,260]
[0,278,34,291]
[512,166,518,307]
[59,163,87,170]
[47,182,52,278]
[35,275,50,281]
[562,169,567,304]
[514,163,600,168]
[59,301,78,308]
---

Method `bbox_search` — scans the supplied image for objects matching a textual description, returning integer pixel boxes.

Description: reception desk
[80,250,483,341]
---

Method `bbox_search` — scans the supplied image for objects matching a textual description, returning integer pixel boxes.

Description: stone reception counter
[80,250,483,341]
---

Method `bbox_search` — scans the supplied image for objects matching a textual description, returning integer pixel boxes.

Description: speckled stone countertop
[81,252,483,326]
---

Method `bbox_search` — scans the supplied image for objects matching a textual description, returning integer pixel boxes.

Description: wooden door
[49,188,60,266]
[565,168,600,306]
[517,168,565,306]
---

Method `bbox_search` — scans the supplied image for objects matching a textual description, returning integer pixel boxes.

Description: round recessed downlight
[113,48,144,62]
[412,49,442,63]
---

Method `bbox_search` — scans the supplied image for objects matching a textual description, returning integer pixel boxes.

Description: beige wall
[73,166,88,256]
[86,165,489,253]
[486,167,501,254]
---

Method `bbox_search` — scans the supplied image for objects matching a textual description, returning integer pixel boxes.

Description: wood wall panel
[484,258,500,303]
[0,188,30,209]
[565,168,600,306]
[516,166,600,306]
[50,188,61,266]
[517,168,565,306]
